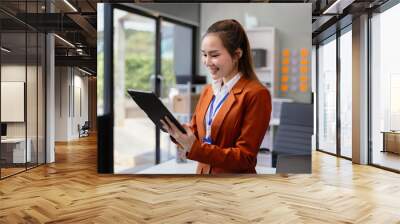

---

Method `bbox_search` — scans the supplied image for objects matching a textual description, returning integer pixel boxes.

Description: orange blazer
[186,76,272,174]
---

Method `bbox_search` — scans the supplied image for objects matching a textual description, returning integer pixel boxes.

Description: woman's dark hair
[204,19,258,80]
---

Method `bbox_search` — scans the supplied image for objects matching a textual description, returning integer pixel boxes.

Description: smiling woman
[162,19,272,174]
[201,20,258,82]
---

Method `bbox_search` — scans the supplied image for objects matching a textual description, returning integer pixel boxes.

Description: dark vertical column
[0,24,2,179]
[44,0,47,164]
[315,45,319,150]
[25,1,28,171]
[336,28,341,157]
[98,4,114,173]
[367,11,372,165]
[155,18,161,164]
[36,0,39,167]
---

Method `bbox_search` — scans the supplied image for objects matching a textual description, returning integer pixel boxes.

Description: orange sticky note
[300,48,309,57]
[282,49,290,57]
[282,58,289,65]
[281,85,288,92]
[281,75,289,82]
[281,66,289,74]
[300,59,308,65]
[300,66,308,74]
[300,75,308,82]
[300,83,308,92]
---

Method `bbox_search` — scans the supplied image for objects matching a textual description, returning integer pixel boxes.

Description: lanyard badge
[203,93,229,144]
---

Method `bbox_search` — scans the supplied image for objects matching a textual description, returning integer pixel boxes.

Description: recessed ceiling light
[78,67,92,76]
[323,0,355,15]
[63,0,78,12]
[54,34,75,48]
[1,47,11,53]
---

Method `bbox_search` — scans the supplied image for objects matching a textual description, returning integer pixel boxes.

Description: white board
[1,82,25,122]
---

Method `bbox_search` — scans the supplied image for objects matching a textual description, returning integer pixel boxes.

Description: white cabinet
[246,27,277,95]
[247,27,279,151]
[1,138,32,163]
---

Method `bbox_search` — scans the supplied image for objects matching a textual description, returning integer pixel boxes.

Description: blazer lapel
[197,86,213,138]
[210,76,248,142]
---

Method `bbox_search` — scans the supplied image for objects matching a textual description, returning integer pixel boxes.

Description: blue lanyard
[208,92,230,126]
[203,92,229,144]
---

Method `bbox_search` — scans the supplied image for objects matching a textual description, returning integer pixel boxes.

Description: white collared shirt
[205,73,242,140]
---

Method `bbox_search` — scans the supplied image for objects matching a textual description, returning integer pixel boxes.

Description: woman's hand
[160,116,196,154]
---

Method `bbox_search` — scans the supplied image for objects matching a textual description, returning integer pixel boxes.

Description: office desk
[381,131,400,154]
[1,138,31,163]
[124,159,276,174]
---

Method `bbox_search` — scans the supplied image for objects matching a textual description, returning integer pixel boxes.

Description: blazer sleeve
[187,87,272,171]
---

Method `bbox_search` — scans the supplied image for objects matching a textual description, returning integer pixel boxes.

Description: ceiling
[0,0,392,75]
[0,0,99,75]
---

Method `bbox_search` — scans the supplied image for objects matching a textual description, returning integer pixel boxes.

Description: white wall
[135,3,200,25]
[200,3,312,102]
[1,63,46,163]
[55,66,68,141]
[1,65,40,137]
[55,67,89,141]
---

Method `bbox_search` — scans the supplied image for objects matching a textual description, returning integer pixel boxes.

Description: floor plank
[1,134,400,223]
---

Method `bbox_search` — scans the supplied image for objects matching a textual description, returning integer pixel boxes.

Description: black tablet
[127,89,187,134]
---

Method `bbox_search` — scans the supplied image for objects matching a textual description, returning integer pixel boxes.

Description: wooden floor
[372,151,400,171]
[1,167,26,178]
[1,135,400,223]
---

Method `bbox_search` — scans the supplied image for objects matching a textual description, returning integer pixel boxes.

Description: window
[97,3,104,116]
[160,21,194,163]
[371,3,400,171]
[107,5,197,173]
[0,1,46,179]
[318,36,337,154]
[339,28,352,158]
[113,8,157,173]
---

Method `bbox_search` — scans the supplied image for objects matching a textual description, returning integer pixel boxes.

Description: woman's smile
[209,67,219,74]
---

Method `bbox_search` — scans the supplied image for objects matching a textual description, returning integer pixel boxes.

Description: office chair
[272,102,313,173]
[79,121,90,138]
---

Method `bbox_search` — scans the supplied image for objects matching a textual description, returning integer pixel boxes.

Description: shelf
[256,67,272,72]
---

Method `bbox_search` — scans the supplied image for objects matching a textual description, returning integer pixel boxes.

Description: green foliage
[98,30,177,101]
[124,55,176,97]
[125,54,154,91]
[161,58,176,97]
[97,52,104,104]
[123,30,176,96]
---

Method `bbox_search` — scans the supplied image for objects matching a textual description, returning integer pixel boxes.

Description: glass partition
[1,31,27,177]
[371,3,400,171]
[159,20,194,163]
[317,36,337,155]
[113,8,157,173]
[0,1,46,179]
[339,28,352,158]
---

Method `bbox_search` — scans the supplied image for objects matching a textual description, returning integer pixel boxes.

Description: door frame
[98,3,197,173]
